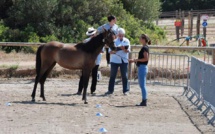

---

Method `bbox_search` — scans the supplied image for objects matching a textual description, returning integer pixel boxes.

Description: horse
[31,29,116,104]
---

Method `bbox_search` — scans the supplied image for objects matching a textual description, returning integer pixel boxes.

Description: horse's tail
[36,45,44,75]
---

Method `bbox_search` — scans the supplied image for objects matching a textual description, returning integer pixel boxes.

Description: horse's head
[102,28,116,50]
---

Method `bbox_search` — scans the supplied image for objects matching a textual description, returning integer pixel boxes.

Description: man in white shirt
[105,28,130,95]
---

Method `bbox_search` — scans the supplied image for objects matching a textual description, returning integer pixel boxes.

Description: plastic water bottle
[97,71,102,81]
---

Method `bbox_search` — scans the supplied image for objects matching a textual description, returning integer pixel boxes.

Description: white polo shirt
[109,37,130,64]
[97,23,119,35]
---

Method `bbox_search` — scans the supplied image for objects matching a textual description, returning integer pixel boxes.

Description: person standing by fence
[129,34,151,106]
[97,15,119,67]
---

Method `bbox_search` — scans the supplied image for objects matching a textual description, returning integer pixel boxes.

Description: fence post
[196,14,201,46]
[188,11,191,38]
[128,47,133,80]
[181,10,185,36]
[203,25,207,39]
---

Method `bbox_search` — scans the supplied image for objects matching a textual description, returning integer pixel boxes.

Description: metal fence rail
[130,52,190,87]
[184,57,215,124]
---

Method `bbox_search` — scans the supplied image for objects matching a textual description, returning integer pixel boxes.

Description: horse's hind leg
[40,62,56,101]
[31,75,40,102]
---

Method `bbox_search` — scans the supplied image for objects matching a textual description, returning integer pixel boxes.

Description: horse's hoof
[76,92,82,95]
[32,99,35,102]
[40,96,46,101]
[84,101,88,104]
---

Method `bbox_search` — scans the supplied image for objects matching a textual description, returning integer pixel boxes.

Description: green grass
[0,64,19,70]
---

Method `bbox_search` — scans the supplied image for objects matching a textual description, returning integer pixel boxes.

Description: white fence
[185,57,215,124]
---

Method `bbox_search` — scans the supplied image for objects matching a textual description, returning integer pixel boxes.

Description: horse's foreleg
[82,70,91,104]
[31,75,40,102]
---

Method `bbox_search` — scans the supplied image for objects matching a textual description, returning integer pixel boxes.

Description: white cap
[118,28,125,35]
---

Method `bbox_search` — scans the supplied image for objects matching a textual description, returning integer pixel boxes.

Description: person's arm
[134,51,148,62]
[109,47,116,54]
[120,39,130,53]
[129,51,148,63]
[97,24,107,34]
[101,47,105,53]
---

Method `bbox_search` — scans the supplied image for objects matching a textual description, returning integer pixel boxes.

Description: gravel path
[1,78,213,134]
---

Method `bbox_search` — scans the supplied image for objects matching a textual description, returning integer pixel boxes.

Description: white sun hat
[86,27,97,36]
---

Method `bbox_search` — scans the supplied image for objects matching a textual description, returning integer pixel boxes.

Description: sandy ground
[0,78,214,134]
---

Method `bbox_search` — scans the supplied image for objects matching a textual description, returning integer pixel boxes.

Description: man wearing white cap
[77,27,103,95]
[105,28,130,95]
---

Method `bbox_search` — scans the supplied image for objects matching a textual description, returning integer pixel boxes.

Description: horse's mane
[75,33,104,53]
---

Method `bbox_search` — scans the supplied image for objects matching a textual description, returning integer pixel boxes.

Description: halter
[103,30,115,48]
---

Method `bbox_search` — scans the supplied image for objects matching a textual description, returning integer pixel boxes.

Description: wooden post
[203,24,207,39]
[190,11,193,40]
[188,11,191,37]
[196,14,201,46]
[128,47,133,80]
[186,40,189,46]
[181,10,185,36]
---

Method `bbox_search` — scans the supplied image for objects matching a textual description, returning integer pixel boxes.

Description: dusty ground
[0,78,214,134]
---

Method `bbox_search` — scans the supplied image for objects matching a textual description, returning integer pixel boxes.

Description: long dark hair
[140,34,151,45]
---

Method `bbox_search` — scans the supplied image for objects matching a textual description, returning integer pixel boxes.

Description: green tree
[121,0,161,21]
[0,0,13,19]
[161,0,215,11]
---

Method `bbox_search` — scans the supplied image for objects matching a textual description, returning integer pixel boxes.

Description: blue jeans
[138,65,148,100]
[108,62,129,93]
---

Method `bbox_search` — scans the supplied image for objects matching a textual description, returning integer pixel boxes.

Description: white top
[97,23,119,35]
[109,37,130,64]
[84,38,103,65]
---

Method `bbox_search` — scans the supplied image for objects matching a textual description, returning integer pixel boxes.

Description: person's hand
[110,51,116,54]
[120,46,125,50]
[129,59,137,63]
[129,59,134,63]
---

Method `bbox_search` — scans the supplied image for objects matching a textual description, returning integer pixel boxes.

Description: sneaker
[104,91,112,95]
[123,92,129,96]
[91,92,96,96]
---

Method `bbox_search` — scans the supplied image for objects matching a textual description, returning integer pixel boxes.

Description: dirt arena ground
[0,78,214,134]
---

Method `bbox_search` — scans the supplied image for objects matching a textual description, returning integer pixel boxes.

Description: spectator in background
[77,27,104,95]
[97,15,119,67]
[105,28,130,95]
[129,34,150,106]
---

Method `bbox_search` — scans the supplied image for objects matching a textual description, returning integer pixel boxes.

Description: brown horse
[31,29,116,104]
